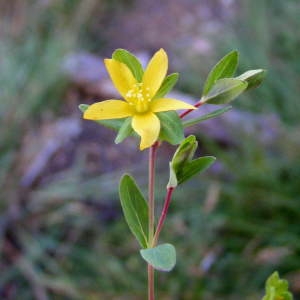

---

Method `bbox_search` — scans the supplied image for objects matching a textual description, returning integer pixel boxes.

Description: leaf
[140,243,176,272]
[154,73,179,99]
[119,175,149,248]
[201,78,248,105]
[157,111,184,145]
[168,135,198,188]
[78,104,125,131]
[171,135,198,172]
[78,104,89,112]
[168,136,216,187]
[262,271,293,300]
[115,117,134,144]
[177,156,216,185]
[183,106,232,128]
[112,49,144,82]
[236,69,266,91]
[203,50,239,95]
[167,162,178,188]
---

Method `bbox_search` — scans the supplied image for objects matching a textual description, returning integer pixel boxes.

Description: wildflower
[84,49,195,150]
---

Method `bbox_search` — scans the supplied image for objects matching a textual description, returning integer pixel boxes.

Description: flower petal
[83,100,133,120]
[132,113,160,150]
[150,98,196,113]
[104,59,137,99]
[142,49,168,98]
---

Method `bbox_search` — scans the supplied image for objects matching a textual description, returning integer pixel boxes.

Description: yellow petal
[132,113,160,150]
[83,100,133,120]
[142,49,168,98]
[150,98,196,112]
[104,59,137,99]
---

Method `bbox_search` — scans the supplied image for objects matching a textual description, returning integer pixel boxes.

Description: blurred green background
[0,0,300,299]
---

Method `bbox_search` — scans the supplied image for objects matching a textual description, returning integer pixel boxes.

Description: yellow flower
[83,49,196,150]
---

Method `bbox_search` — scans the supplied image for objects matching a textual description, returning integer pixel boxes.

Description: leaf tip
[78,104,88,112]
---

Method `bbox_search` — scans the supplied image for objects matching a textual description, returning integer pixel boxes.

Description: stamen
[126,83,152,113]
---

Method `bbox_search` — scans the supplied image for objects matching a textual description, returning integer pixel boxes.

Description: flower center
[126,83,151,113]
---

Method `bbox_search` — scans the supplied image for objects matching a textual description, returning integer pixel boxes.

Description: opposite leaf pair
[200,50,266,105]
[119,135,215,272]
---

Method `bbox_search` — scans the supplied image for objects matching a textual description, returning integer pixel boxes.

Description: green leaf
[112,49,144,82]
[140,243,176,272]
[154,73,179,99]
[168,136,216,187]
[177,156,216,185]
[79,104,125,131]
[201,78,248,105]
[262,271,293,300]
[167,162,178,188]
[157,111,184,145]
[168,135,198,188]
[115,117,134,144]
[183,106,232,128]
[236,69,266,91]
[119,175,149,248]
[171,135,198,172]
[203,50,239,95]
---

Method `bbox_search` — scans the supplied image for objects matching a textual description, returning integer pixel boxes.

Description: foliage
[262,272,293,300]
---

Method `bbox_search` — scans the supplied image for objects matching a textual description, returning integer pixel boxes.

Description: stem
[151,98,204,246]
[152,187,175,246]
[179,100,204,119]
[146,98,204,298]
[148,142,158,242]
[148,142,158,300]
[148,264,154,300]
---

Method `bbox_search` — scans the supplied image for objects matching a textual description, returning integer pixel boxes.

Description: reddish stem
[179,101,204,119]
[148,142,159,300]
[152,187,175,246]
[148,264,154,300]
[148,142,159,241]
[146,97,203,298]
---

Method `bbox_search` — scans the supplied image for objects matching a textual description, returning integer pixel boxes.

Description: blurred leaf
[140,243,176,272]
[201,78,248,105]
[115,117,134,144]
[78,104,125,131]
[262,271,293,300]
[119,174,149,248]
[203,50,239,95]
[183,106,232,128]
[236,69,267,91]
[157,111,184,145]
[112,48,144,82]
[154,73,179,99]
